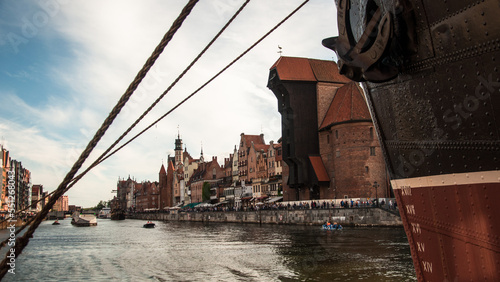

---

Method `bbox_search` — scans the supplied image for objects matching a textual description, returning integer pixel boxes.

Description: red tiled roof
[270,56,351,83]
[254,144,269,152]
[319,82,372,130]
[270,57,316,81]
[159,164,166,175]
[244,134,265,147]
[308,59,351,83]
[309,156,330,182]
[167,160,175,172]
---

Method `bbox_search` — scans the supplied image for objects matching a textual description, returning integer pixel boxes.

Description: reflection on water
[0,219,416,281]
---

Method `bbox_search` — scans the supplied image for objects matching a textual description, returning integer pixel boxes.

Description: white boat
[98,207,111,219]
[71,212,97,226]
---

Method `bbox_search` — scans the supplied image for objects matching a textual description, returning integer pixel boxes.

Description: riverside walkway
[130,205,402,227]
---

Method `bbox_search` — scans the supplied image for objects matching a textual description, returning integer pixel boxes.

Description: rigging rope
[80,0,311,171]
[0,0,199,278]
[63,0,251,199]
[0,191,56,250]
[0,0,311,277]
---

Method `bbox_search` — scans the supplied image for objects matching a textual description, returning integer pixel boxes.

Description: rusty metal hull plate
[392,173,500,281]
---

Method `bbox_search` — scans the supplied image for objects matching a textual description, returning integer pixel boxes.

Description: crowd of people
[140,198,399,214]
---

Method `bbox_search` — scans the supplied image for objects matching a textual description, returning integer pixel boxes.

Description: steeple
[200,142,204,162]
[175,126,182,151]
[174,126,183,169]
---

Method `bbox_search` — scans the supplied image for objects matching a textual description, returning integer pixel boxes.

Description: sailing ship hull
[324,0,500,280]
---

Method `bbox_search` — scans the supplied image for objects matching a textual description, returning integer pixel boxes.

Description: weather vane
[277,45,283,55]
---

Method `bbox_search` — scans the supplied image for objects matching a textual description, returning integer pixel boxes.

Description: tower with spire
[174,129,183,170]
[200,142,204,163]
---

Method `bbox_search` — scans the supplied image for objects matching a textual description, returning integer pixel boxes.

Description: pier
[130,207,402,227]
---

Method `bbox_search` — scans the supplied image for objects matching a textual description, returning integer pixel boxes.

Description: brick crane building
[267,56,389,202]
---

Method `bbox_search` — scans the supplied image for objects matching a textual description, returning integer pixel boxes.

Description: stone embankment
[131,207,402,227]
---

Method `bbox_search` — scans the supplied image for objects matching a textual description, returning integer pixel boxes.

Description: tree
[93,200,107,211]
[202,182,211,202]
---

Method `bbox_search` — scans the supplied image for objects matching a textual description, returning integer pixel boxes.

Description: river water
[1,219,416,281]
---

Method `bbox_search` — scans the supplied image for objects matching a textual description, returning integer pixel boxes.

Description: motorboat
[143,222,155,228]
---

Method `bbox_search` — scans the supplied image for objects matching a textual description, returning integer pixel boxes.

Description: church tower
[175,131,183,170]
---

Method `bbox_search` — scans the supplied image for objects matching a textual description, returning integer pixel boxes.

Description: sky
[0,0,339,207]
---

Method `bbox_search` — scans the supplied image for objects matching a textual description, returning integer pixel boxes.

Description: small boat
[143,222,155,228]
[71,212,97,227]
[52,220,60,225]
[322,224,342,230]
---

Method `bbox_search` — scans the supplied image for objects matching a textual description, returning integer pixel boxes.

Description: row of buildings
[1,144,69,214]
[113,132,283,212]
[112,56,392,212]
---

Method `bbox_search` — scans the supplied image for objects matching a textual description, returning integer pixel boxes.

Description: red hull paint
[393,172,500,281]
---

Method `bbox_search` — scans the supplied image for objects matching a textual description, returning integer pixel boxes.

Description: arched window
[335,130,339,139]
[370,127,374,139]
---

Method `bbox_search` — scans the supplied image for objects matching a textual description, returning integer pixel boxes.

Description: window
[370,127,374,139]
[365,166,369,173]
[335,130,339,139]
[336,150,341,158]
[327,134,330,144]
[370,147,376,156]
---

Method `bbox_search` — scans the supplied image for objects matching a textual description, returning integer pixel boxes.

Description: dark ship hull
[324,0,500,280]
[110,210,126,220]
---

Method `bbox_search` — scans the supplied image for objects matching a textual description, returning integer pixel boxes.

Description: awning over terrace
[266,196,283,203]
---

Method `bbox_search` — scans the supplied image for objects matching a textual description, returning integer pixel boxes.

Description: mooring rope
[0,0,199,278]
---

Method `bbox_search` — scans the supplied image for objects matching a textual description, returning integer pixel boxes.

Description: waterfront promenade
[131,206,402,227]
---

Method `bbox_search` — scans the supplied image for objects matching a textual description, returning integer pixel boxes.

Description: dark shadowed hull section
[324,0,500,280]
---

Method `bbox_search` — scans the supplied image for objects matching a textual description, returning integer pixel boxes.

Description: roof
[253,144,269,152]
[319,82,372,130]
[309,156,330,182]
[270,56,351,83]
[159,164,166,175]
[243,134,265,147]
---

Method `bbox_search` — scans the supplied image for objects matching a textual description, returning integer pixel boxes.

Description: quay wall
[130,207,402,227]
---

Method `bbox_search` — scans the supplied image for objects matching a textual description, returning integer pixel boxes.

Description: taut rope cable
[63,0,251,196]
[0,191,56,250]
[84,0,311,170]
[0,0,199,278]
[0,190,56,227]
[0,0,251,238]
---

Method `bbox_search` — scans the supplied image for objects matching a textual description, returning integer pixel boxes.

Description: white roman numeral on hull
[417,242,425,252]
[422,261,433,273]
[411,223,421,234]
[401,187,412,196]
[406,205,415,215]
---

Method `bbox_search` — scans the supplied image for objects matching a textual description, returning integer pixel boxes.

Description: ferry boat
[323,0,500,281]
[71,212,97,227]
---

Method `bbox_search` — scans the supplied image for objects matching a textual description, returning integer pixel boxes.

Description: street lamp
[373,181,379,207]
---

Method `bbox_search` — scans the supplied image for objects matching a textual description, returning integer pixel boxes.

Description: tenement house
[267,56,390,202]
